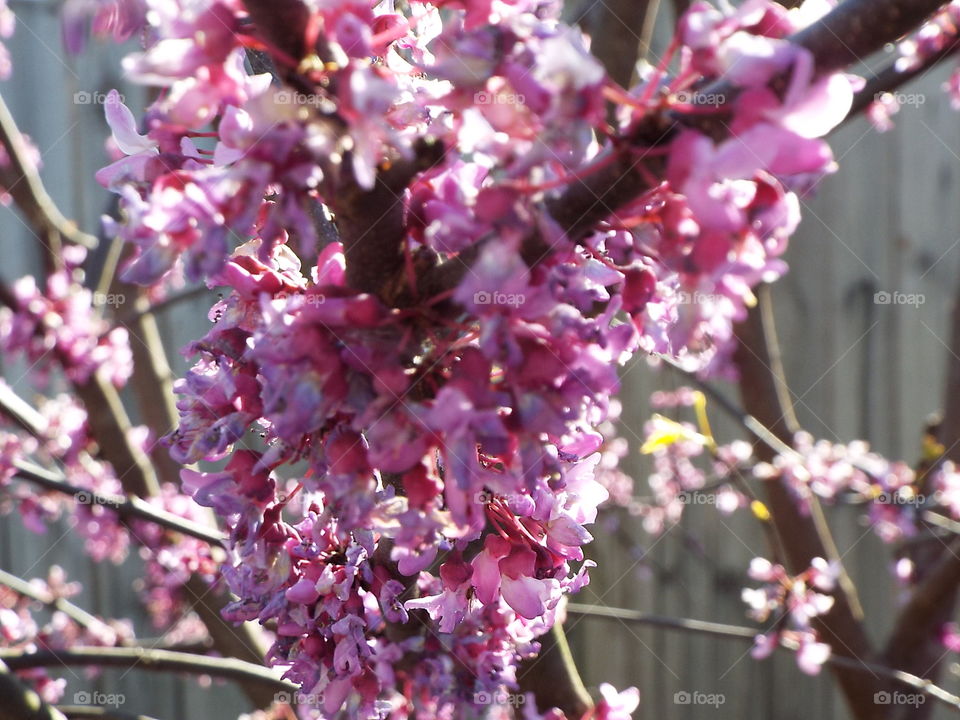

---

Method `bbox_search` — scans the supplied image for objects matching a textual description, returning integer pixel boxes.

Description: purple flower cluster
[0,248,133,388]
[743,556,837,675]
[83,0,866,716]
[167,236,613,715]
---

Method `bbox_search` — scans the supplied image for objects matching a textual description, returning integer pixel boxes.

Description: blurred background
[2,0,960,717]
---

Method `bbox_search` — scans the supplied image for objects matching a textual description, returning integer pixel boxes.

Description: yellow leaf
[640,415,702,454]
[750,500,771,522]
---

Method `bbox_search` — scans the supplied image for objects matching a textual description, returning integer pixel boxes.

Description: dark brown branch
[239,0,340,98]
[179,574,273,709]
[934,275,960,466]
[111,284,183,490]
[0,665,67,720]
[333,139,445,296]
[790,0,949,75]
[72,374,160,498]
[670,0,691,20]
[240,0,310,71]
[883,537,960,662]
[0,647,296,695]
[846,39,960,123]
[568,0,952,239]
[517,622,593,719]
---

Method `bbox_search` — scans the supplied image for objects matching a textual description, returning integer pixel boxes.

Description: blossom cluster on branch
[0,0,957,718]
[88,0,865,715]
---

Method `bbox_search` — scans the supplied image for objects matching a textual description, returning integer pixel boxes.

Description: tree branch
[0,380,47,437]
[733,287,878,720]
[0,282,160,502]
[0,568,115,639]
[0,94,97,262]
[9,459,225,547]
[880,270,960,718]
[790,0,949,74]
[845,39,960,123]
[179,573,274,709]
[566,603,960,713]
[657,353,797,457]
[0,647,296,696]
[333,139,445,296]
[884,538,960,660]
[240,0,311,79]
[114,286,212,328]
[0,665,67,720]
[517,621,593,719]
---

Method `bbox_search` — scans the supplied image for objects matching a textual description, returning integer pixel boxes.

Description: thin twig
[0,381,47,437]
[0,647,296,695]
[10,459,226,547]
[114,286,213,328]
[0,568,113,638]
[0,93,97,258]
[566,603,960,713]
